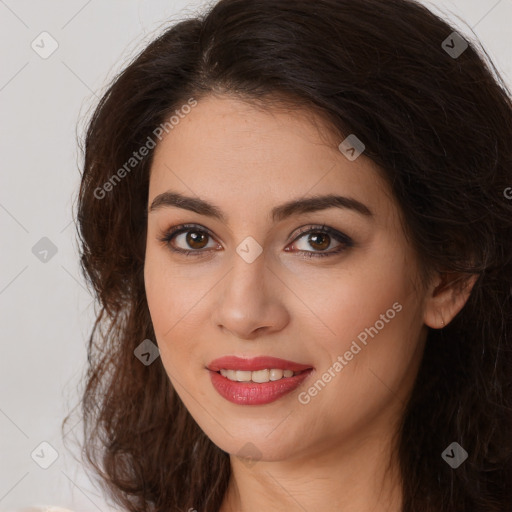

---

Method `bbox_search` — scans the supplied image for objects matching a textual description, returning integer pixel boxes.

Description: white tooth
[252,369,270,383]
[269,369,284,381]
[236,370,252,382]
[220,368,298,382]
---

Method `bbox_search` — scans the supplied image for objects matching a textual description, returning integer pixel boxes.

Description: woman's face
[144,94,429,463]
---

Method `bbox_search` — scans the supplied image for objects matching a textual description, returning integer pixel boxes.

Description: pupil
[310,233,329,250]
[187,231,208,249]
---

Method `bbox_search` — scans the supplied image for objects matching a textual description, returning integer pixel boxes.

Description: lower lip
[209,369,313,405]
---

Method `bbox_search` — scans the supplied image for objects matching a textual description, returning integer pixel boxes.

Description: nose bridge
[214,245,286,338]
[225,245,269,302]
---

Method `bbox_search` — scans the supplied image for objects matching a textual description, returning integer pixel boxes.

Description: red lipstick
[207,356,313,405]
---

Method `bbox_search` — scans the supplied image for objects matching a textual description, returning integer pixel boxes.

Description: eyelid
[290,223,353,244]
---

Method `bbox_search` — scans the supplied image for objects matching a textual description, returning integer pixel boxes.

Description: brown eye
[306,232,331,251]
[184,230,209,250]
[158,223,353,259]
[288,225,354,259]
[158,224,219,256]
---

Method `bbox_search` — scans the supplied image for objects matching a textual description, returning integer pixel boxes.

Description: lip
[207,356,314,405]
[207,355,313,372]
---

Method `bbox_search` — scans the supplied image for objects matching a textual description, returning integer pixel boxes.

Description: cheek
[143,249,218,422]
[324,277,412,346]
[294,252,416,350]
[144,248,172,330]
[293,242,424,407]
[144,244,198,330]
[144,248,183,354]
[301,256,423,412]
[143,246,211,375]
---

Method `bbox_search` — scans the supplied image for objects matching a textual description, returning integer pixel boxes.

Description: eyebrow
[148,191,373,223]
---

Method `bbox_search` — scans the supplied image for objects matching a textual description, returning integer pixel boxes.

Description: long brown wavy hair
[62,0,512,510]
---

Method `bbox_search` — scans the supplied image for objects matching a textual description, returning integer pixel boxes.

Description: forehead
[148,94,393,221]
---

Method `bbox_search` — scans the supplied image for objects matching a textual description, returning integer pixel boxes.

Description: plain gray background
[1,0,511,510]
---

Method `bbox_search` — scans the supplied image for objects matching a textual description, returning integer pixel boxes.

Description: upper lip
[207,356,313,372]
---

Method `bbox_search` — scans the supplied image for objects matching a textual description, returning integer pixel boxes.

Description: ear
[423,271,478,329]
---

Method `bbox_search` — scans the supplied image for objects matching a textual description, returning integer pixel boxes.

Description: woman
[64,0,512,510]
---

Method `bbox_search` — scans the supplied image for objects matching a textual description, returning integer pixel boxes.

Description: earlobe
[423,272,478,329]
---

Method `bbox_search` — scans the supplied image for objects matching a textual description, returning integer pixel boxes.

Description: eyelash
[157,223,354,260]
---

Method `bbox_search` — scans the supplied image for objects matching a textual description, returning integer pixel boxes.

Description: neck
[219,416,404,512]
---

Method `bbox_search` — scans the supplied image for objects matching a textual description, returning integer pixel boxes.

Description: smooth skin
[144,94,475,512]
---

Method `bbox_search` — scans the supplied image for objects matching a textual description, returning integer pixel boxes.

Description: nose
[212,251,290,340]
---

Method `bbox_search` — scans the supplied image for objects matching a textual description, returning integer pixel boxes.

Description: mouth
[207,355,313,373]
[207,355,314,405]
[216,368,309,383]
